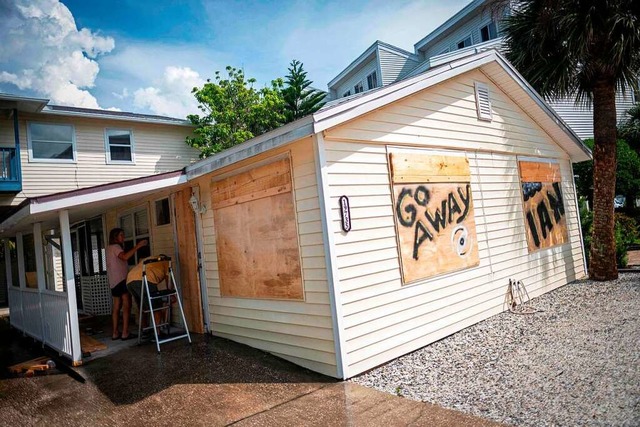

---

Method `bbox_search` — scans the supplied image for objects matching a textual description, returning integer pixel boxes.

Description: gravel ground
[350,273,640,426]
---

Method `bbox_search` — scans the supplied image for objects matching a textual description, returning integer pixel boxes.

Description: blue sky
[0,0,469,117]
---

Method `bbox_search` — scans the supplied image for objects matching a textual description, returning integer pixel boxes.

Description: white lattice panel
[81,274,111,316]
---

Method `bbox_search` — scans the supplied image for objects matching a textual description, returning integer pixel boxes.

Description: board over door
[174,189,204,333]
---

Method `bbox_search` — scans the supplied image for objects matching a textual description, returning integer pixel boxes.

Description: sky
[0,0,470,118]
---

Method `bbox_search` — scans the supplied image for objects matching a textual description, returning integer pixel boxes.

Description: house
[327,0,637,139]
[0,93,199,313]
[1,50,589,378]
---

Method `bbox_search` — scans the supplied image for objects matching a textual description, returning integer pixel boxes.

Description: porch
[1,170,207,364]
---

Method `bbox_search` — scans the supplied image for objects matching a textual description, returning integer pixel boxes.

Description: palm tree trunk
[589,80,618,280]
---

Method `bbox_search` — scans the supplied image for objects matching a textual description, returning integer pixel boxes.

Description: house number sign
[339,195,351,232]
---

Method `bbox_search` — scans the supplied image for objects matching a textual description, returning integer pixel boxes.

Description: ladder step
[157,334,191,345]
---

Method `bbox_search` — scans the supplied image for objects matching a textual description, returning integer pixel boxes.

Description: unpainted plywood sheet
[213,157,303,300]
[389,153,470,183]
[521,180,568,252]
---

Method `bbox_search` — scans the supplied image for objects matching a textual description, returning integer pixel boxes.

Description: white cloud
[0,0,114,108]
[133,66,205,118]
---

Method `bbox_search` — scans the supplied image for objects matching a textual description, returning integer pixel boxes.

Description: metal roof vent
[474,82,492,121]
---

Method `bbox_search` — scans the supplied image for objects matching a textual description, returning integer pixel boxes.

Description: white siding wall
[194,139,337,377]
[333,57,379,99]
[420,9,502,58]
[0,113,198,206]
[323,69,586,377]
[378,49,420,85]
[548,91,636,140]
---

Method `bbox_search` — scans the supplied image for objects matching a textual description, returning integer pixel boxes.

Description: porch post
[33,223,46,343]
[59,210,82,364]
[4,239,13,288]
[16,232,25,289]
[16,232,26,336]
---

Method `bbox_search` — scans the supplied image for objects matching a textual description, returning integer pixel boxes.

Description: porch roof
[0,169,187,235]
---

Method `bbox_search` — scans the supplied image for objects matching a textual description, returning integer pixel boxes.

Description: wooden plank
[175,189,205,334]
[215,192,304,300]
[9,356,49,374]
[80,333,107,354]
[521,181,569,252]
[213,158,303,300]
[389,153,470,183]
[391,182,480,283]
[518,161,561,182]
[211,157,292,205]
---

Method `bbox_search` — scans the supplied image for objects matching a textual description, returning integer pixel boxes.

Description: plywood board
[211,157,292,207]
[80,333,107,354]
[521,181,568,252]
[174,188,204,333]
[389,153,470,183]
[519,161,561,183]
[392,182,480,283]
[213,157,303,300]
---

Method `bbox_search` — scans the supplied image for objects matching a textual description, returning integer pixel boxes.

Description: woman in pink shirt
[106,228,147,340]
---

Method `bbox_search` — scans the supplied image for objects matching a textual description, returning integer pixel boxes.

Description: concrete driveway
[0,325,499,427]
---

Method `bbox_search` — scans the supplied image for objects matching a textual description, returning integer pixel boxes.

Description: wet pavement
[0,320,500,426]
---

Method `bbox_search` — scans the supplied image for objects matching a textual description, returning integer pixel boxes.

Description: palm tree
[499,0,640,280]
[282,60,326,123]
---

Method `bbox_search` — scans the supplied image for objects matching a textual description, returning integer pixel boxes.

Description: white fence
[41,291,73,357]
[8,286,22,330]
[7,287,74,359]
[21,289,43,340]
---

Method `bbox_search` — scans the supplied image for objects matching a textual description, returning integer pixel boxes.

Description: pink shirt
[106,244,128,288]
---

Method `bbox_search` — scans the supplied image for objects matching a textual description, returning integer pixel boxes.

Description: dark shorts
[127,280,162,309]
[111,280,128,297]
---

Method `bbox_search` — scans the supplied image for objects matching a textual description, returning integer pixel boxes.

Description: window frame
[27,122,77,163]
[456,34,473,50]
[104,128,136,165]
[366,71,378,90]
[354,81,364,94]
[480,21,498,42]
[118,205,151,266]
[154,196,172,227]
[342,90,352,98]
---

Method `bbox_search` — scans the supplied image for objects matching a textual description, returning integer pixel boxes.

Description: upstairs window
[367,71,378,90]
[457,36,472,49]
[480,22,498,42]
[354,81,364,94]
[105,129,134,163]
[342,90,352,98]
[28,123,76,162]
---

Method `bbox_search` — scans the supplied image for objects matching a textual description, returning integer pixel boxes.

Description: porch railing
[8,287,22,330]
[0,147,21,193]
[21,289,43,340]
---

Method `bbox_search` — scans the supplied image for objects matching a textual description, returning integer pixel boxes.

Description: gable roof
[188,50,590,180]
[414,0,488,53]
[327,40,420,89]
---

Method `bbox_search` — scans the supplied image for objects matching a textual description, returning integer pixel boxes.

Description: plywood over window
[519,161,568,252]
[212,157,303,300]
[389,153,480,283]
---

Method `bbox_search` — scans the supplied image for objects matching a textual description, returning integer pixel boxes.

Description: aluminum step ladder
[137,255,192,352]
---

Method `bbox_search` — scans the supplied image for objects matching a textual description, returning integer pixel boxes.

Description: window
[367,71,378,90]
[342,90,352,97]
[105,129,134,163]
[439,48,451,55]
[354,81,364,94]
[155,198,171,226]
[457,36,472,49]
[28,123,75,162]
[119,208,150,266]
[480,22,498,42]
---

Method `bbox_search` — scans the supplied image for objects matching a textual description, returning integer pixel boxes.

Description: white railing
[8,286,22,330]
[41,291,73,358]
[21,289,43,340]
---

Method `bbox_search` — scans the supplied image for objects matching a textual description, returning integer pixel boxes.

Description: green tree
[186,66,284,158]
[618,104,640,154]
[499,0,640,280]
[282,60,326,123]
[574,138,640,207]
